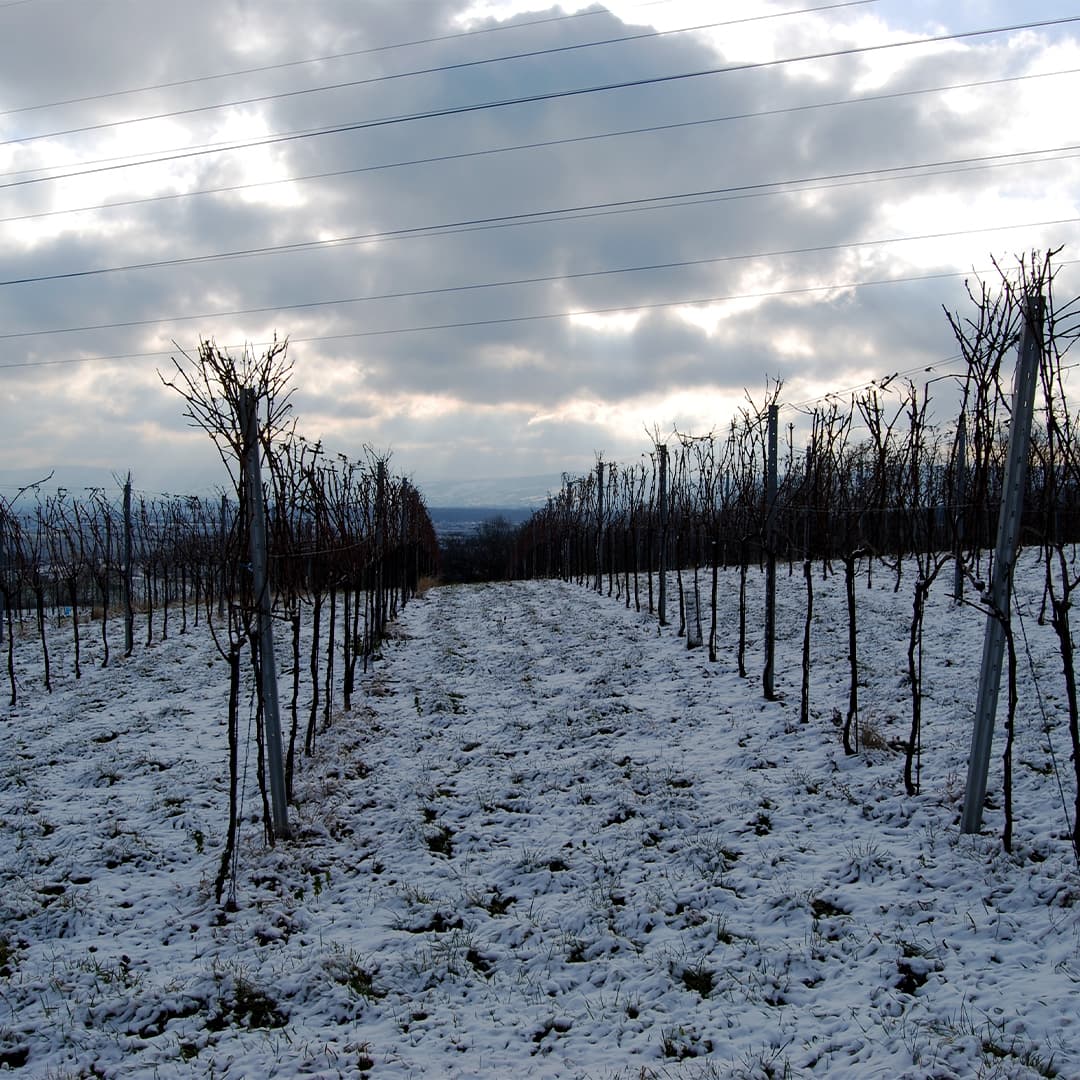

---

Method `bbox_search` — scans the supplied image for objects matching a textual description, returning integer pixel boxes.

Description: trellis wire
[229,678,259,909]
[1015,599,1079,865]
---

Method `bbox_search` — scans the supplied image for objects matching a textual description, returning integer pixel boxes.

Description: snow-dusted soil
[1,556,1079,1078]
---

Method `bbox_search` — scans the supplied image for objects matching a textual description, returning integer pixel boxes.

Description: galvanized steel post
[961,295,1043,835]
[763,404,779,700]
[241,388,290,841]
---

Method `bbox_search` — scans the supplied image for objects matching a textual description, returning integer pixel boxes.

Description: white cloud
[1,0,1079,501]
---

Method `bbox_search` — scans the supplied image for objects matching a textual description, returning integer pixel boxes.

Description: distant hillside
[417,474,561,508]
[0,470,565,508]
[428,506,533,538]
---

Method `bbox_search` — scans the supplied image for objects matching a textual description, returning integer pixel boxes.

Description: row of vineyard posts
[0,338,439,904]
[512,249,1080,860]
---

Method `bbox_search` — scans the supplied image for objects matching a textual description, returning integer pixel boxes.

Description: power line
[172,260,1080,341]
[0,0,690,116]
[3,64,1076,227]
[6,261,1079,369]
[6,157,1072,349]
[5,145,1076,287]
[5,13,1077,190]
[1,2,883,147]
[9,215,1078,335]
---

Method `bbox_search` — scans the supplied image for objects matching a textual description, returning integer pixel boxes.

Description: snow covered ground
[1,554,1078,1078]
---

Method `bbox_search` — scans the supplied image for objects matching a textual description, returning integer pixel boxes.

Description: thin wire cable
[1015,599,1079,864]
[232,675,256,907]
[4,215,1078,342]
[221,255,1063,347]
[7,260,1080,360]
[5,147,1076,287]
[5,14,1077,189]
[5,65,1077,223]
[1,3,883,146]
[0,0,694,116]
[5,58,1074,191]
[4,67,1075,212]
[784,354,968,411]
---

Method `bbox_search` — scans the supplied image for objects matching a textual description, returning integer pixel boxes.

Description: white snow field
[1,557,1078,1078]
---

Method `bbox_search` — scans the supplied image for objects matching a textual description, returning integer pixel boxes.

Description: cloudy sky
[2,0,1078,504]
